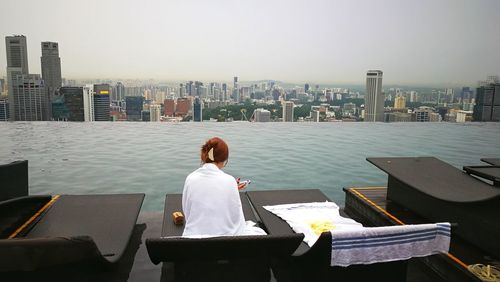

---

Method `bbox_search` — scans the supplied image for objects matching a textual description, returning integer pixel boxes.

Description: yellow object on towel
[308,220,335,235]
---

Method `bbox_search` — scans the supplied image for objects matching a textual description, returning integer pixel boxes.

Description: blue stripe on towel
[332,232,449,248]
[332,227,450,243]
[332,234,446,250]
[332,230,450,247]
[332,231,450,247]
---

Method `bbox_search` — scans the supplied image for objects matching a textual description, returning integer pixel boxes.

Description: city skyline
[1,0,499,86]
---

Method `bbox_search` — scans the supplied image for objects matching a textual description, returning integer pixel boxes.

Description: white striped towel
[330,222,451,267]
[263,202,363,247]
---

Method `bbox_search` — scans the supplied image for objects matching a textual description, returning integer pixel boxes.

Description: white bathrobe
[182,163,265,237]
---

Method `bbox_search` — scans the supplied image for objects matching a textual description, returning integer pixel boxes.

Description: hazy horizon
[1,0,499,86]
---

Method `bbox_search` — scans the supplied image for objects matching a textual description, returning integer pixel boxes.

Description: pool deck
[6,185,493,281]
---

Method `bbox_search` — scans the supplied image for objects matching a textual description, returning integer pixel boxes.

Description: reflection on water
[1,122,499,210]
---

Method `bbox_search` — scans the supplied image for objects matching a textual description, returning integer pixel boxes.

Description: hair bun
[200,137,229,164]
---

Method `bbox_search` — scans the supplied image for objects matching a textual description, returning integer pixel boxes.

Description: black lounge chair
[146,193,304,282]
[0,160,29,201]
[367,157,500,258]
[463,165,500,186]
[0,160,145,271]
[481,158,500,166]
[246,189,407,282]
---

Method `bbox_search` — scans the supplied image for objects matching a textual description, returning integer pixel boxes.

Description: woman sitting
[182,137,266,237]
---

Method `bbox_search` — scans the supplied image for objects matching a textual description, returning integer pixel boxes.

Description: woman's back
[182,163,246,236]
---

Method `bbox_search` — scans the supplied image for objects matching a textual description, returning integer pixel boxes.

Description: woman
[182,137,266,237]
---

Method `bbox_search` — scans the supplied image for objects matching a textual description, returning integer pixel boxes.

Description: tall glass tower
[5,35,29,120]
[41,41,62,119]
[365,70,384,122]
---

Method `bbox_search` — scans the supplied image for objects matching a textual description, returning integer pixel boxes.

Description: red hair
[200,137,229,164]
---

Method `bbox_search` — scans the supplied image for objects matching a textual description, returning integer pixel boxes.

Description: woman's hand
[236,178,250,190]
[238,182,247,190]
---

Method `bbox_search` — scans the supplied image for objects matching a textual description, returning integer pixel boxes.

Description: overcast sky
[1,0,499,86]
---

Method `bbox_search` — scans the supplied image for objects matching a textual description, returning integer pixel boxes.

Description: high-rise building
[51,95,68,121]
[186,81,194,96]
[93,84,110,121]
[141,110,150,122]
[150,104,161,122]
[410,91,418,103]
[164,99,175,116]
[10,74,47,121]
[394,96,406,109]
[473,84,499,121]
[41,41,62,119]
[446,88,454,103]
[125,96,144,121]
[0,78,5,94]
[114,82,125,101]
[0,98,9,121]
[83,85,95,122]
[209,82,215,99]
[222,83,227,101]
[179,83,185,97]
[282,101,294,122]
[194,81,203,97]
[6,35,29,120]
[253,108,270,122]
[233,76,239,102]
[193,97,203,122]
[58,87,84,121]
[365,70,384,122]
[461,87,473,103]
[415,107,441,122]
[386,112,412,122]
[176,98,191,116]
[304,83,310,93]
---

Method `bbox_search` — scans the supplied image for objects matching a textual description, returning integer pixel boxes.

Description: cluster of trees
[202,98,366,121]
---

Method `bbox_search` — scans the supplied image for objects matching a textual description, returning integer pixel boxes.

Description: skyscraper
[176,98,191,117]
[114,82,125,102]
[150,104,161,122]
[41,41,62,118]
[141,110,150,122]
[83,85,94,121]
[461,87,473,103]
[0,98,9,121]
[253,108,270,122]
[193,97,203,122]
[282,101,294,122]
[365,70,384,122]
[5,35,29,120]
[125,96,144,121]
[233,76,239,102]
[394,96,406,109]
[410,91,418,103]
[187,81,194,96]
[59,87,84,121]
[164,99,175,116]
[179,83,185,97]
[222,83,227,101]
[51,95,68,121]
[11,74,47,121]
[0,78,5,94]
[93,84,111,121]
[473,84,499,121]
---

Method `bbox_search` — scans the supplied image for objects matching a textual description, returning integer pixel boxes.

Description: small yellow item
[308,220,335,235]
[172,211,185,225]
